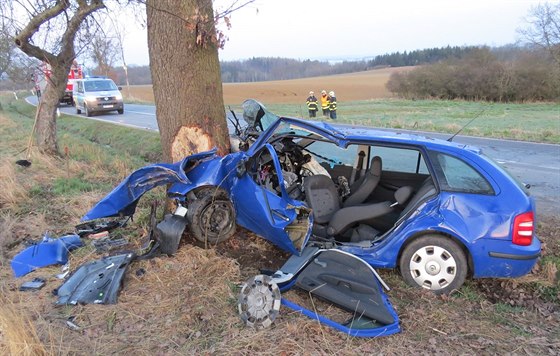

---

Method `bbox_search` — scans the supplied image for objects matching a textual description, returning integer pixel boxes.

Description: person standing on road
[320,90,330,118]
[329,91,337,119]
[306,91,319,118]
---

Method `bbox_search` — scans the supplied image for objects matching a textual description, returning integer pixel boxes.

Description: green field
[259,99,560,144]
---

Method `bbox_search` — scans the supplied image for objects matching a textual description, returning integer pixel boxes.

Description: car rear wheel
[399,235,467,295]
[187,188,236,245]
[76,106,81,114]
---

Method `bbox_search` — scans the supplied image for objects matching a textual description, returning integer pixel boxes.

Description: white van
[73,78,124,116]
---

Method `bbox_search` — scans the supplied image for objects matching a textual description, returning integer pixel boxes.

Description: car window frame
[428,150,496,195]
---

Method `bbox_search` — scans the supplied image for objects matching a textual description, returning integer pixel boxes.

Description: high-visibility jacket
[321,94,330,110]
[306,95,318,111]
[329,96,337,111]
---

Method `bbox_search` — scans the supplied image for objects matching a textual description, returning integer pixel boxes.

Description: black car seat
[398,177,437,219]
[304,174,412,239]
[343,156,382,207]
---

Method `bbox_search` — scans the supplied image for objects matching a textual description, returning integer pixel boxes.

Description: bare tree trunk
[34,61,70,154]
[146,0,229,163]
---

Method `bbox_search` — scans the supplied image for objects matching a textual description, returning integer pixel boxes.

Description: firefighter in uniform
[306,91,318,118]
[320,90,330,117]
[328,91,337,119]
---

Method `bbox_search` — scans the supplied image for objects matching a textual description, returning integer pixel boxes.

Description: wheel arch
[396,230,474,278]
[185,184,232,202]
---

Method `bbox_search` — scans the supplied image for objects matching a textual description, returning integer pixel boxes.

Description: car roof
[281,117,482,155]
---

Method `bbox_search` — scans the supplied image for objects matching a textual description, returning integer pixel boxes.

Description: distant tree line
[386,47,559,102]
[108,45,524,85]
[367,46,479,67]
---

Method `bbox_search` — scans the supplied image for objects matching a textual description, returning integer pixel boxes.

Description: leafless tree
[2,1,107,155]
[90,33,119,77]
[0,5,16,79]
[517,2,560,65]
[107,12,131,96]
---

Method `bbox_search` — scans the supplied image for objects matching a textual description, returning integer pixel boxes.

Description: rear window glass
[431,152,494,194]
[372,146,429,174]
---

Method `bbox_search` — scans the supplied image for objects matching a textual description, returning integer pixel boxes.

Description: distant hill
[114,45,501,86]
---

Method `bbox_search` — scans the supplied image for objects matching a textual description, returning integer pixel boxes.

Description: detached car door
[231,143,312,256]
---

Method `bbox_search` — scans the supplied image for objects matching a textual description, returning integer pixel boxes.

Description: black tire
[187,188,236,245]
[118,108,124,115]
[76,106,81,114]
[399,235,467,295]
[85,105,92,117]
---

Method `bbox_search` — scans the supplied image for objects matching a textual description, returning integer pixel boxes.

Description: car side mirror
[118,87,122,91]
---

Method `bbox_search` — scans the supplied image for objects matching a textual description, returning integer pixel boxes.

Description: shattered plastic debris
[56,253,135,305]
[10,234,83,277]
[19,277,46,291]
[92,238,128,253]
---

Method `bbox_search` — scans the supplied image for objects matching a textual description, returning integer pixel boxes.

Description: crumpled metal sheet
[10,234,83,278]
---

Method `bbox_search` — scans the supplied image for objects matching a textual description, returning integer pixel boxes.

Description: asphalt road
[26,96,560,217]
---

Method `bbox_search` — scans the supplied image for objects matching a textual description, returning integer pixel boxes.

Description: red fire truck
[35,61,83,105]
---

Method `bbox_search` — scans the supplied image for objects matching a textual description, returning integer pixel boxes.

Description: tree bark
[146,0,229,163]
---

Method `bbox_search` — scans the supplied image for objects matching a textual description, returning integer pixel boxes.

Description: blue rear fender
[469,236,541,278]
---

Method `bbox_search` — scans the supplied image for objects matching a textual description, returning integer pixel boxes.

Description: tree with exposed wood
[6,0,106,154]
[518,2,560,65]
[146,0,230,162]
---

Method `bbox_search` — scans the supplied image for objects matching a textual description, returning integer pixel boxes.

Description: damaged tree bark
[146,0,230,162]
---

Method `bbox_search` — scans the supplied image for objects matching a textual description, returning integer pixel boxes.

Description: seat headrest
[395,186,413,206]
[368,156,382,177]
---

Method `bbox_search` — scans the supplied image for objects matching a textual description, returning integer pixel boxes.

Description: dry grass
[0,93,558,354]
[125,67,411,105]
[0,160,30,211]
[0,294,47,356]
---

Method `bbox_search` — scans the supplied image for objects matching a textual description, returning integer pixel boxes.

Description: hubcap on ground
[238,275,281,329]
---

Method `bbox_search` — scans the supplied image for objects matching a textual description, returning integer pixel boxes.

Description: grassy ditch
[0,94,558,354]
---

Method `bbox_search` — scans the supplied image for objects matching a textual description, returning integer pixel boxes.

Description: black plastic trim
[489,251,540,260]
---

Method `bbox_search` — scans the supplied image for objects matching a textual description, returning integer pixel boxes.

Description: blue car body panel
[83,115,540,282]
[11,234,83,277]
[82,150,218,221]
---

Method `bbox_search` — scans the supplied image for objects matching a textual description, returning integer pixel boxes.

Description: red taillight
[512,212,534,246]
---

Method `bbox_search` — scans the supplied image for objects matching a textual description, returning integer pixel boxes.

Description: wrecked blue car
[83,99,540,335]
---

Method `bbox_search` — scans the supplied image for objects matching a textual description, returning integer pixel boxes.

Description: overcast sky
[120,0,538,66]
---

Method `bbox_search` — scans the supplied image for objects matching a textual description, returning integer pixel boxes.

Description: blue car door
[231,144,312,256]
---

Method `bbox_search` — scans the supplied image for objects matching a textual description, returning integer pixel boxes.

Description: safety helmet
[309,91,314,95]
[321,90,326,95]
[329,91,335,97]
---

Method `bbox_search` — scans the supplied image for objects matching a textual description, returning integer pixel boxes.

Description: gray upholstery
[327,202,393,236]
[305,174,413,239]
[344,156,382,207]
[395,186,414,206]
[399,178,436,218]
[303,175,340,224]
